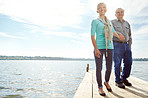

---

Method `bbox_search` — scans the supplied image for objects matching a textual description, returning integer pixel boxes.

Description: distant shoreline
[0,56,94,61]
[0,56,148,61]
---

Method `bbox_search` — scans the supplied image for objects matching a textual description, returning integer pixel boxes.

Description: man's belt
[113,40,127,44]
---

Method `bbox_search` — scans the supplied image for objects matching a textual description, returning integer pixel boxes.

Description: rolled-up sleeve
[91,20,96,35]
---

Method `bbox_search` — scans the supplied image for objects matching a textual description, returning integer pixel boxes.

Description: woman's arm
[113,31,125,41]
[113,31,120,39]
[91,35,101,58]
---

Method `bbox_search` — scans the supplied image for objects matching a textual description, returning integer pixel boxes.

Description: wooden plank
[91,70,113,98]
[91,70,148,98]
[74,69,148,98]
[73,72,92,98]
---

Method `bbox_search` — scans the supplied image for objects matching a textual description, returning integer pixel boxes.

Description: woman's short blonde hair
[97,2,106,10]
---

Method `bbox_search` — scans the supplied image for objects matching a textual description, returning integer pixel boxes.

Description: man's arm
[128,24,132,49]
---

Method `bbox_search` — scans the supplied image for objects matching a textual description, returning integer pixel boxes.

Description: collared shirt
[111,19,132,47]
[91,19,115,49]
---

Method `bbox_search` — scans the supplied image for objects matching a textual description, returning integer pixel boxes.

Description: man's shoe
[116,82,125,89]
[123,80,132,86]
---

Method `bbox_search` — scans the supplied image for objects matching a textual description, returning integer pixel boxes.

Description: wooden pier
[74,65,148,98]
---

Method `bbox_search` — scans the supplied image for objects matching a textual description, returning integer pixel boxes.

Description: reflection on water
[0,60,147,97]
[3,94,25,98]
[0,60,95,98]
[0,86,10,89]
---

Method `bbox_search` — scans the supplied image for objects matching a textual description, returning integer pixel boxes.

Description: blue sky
[0,0,148,58]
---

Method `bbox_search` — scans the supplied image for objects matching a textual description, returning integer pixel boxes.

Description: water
[130,61,148,81]
[0,60,147,98]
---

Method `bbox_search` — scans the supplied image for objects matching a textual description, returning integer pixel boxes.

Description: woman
[91,3,122,96]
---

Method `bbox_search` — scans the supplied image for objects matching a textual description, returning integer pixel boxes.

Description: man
[111,8,132,88]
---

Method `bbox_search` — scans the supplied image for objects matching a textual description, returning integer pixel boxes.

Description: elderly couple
[91,2,132,96]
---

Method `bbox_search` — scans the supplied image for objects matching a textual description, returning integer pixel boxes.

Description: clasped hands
[118,33,125,41]
[95,33,125,58]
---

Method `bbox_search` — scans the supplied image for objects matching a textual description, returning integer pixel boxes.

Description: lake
[0,60,147,98]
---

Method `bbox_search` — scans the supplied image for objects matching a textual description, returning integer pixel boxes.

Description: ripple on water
[16,89,24,92]
[3,94,26,98]
[0,86,10,90]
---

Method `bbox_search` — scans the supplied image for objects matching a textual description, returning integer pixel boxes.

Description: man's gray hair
[115,8,124,14]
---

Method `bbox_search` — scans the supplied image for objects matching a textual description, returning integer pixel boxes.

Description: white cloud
[0,0,148,58]
[71,40,81,44]
[43,31,76,38]
[0,0,85,29]
[0,32,27,39]
[88,0,148,22]
[133,25,148,35]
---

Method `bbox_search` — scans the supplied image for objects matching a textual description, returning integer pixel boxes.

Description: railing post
[120,66,122,72]
[86,64,89,72]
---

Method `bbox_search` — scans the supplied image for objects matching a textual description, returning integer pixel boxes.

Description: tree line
[0,56,147,61]
[0,56,94,61]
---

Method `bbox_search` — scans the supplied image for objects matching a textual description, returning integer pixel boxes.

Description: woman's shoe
[99,92,106,96]
[99,88,106,96]
[104,82,112,92]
